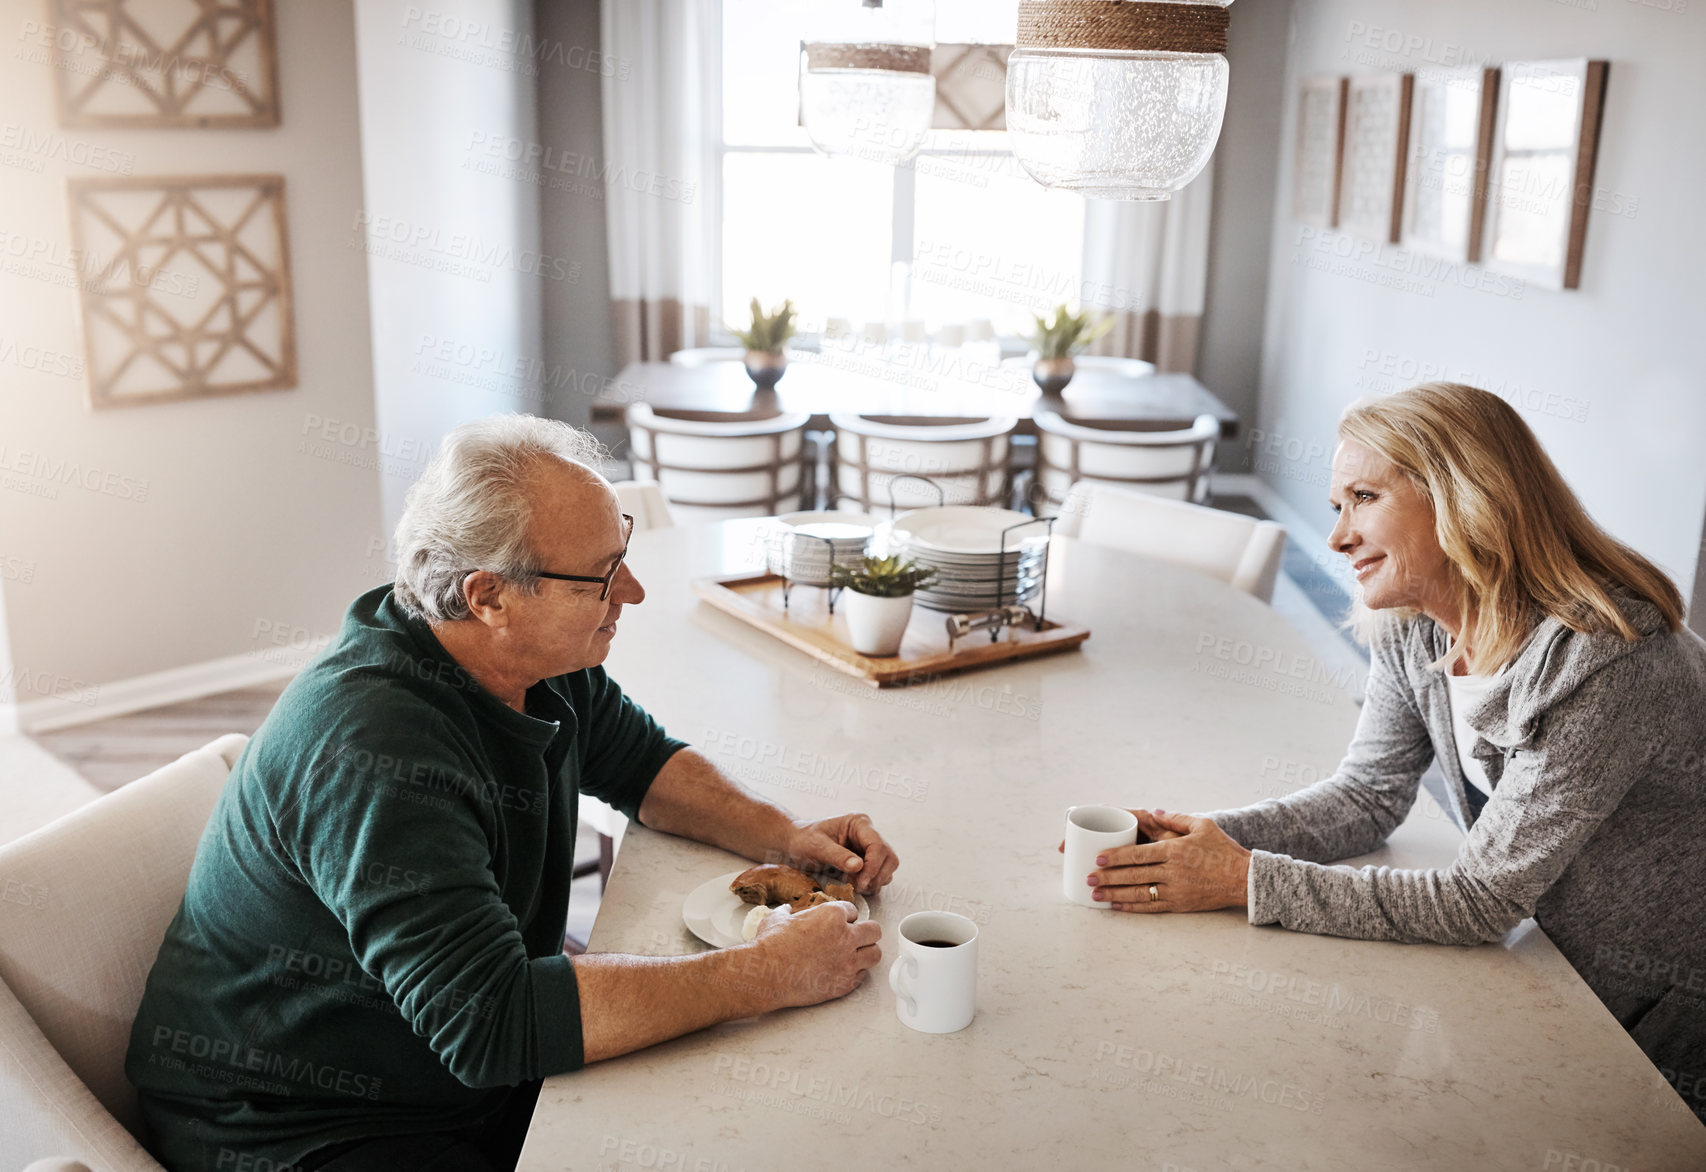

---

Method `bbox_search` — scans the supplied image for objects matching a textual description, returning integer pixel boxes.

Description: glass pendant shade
[800,0,937,166]
[1006,0,1232,200]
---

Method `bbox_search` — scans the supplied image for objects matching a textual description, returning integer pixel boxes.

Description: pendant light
[1005,0,1232,200]
[800,0,938,166]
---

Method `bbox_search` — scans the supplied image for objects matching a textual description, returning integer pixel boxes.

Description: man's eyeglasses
[533,514,635,602]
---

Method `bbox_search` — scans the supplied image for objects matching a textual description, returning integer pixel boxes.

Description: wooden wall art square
[46,0,280,128]
[1292,75,1347,228]
[1337,73,1414,244]
[1401,67,1499,264]
[66,174,296,409]
[1482,59,1609,291]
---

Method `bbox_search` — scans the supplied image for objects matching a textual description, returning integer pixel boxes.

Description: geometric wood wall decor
[1337,73,1414,244]
[1482,59,1608,292]
[47,0,280,128]
[932,44,1012,131]
[1292,75,1348,228]
[1401,67,1499,264]
[66,174,296,409]
[795,44,1012,131]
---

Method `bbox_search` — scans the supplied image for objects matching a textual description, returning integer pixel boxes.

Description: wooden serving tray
[692,571,1090,687]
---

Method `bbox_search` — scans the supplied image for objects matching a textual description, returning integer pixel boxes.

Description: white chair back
[0,734,248,1154]
[1075,355,1156,377]
[625,404,811,523]
[828,414,1017,512]
[1033,410,1219,512]
[1058,482,1287,603]
[609,479,676,531]
[668,347,745,367]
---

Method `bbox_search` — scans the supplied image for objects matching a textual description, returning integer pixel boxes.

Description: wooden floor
[32,680,290,792]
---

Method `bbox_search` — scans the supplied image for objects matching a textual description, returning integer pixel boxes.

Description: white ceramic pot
[842,590,915,657]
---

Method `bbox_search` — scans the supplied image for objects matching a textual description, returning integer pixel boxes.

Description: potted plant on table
[1027,304,1113,395]
[830,554,937,658]
[730,297,798,393]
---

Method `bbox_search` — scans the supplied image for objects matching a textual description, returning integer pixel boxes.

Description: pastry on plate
[729,864,855,911]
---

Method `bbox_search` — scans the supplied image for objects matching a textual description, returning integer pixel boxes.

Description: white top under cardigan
[1443,662,1511,796]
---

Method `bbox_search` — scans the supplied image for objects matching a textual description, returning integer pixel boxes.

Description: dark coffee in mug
[915,939,959,948]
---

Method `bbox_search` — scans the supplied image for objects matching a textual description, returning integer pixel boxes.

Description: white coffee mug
[887,911,978,1034]
[1063,805,1138,908]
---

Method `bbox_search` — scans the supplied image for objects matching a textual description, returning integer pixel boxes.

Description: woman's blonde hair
[1340,382,1682,672]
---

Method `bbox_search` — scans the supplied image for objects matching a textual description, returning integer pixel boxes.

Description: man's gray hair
[392,414,607,622]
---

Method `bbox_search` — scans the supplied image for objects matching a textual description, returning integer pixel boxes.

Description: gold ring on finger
[1149,883,1159,903]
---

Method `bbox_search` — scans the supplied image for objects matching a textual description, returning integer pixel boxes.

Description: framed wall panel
[1292,75,1347,227]
[66,174,297,409]
[1483,59,1608,291]
[1401,67,1499,263]
[1337,73,1414,244]
[47,0,280,128]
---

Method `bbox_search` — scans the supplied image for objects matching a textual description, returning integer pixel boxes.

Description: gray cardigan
[1207,591,1706,1088]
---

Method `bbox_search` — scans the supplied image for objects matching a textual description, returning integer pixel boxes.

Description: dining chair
[1057,482,1287,603]
[827,413,1018,513]
[624,403,812,523]
[0,735,251,1171]
[668,347,745,367]
[609,479,676,531]
[1031,410,1219,513]
[1075,354,1157,377]
[1003,353,1157,379]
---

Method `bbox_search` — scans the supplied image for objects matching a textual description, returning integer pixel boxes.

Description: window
[717,0,1085,340]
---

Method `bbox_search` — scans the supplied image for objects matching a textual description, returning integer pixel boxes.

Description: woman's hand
[1056,807,1187,854]
[1085,810,1252,912]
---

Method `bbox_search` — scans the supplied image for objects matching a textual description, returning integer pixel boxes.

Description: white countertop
[519,521,1706,1171]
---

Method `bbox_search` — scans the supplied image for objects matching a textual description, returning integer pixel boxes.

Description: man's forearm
[636,747,795,862]
[572,945,781,1063]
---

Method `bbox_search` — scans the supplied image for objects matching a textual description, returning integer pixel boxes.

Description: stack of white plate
[890,506,1050,613]
[765,511,879,586]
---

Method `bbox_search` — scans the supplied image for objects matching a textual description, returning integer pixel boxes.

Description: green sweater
[125,585,686,1171]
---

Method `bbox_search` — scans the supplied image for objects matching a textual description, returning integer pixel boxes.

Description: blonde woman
[1086,383,1706,1116]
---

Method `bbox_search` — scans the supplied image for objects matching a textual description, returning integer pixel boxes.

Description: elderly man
[125,415,895,1172]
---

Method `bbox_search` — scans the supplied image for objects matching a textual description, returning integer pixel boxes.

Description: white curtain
[1079,156,1215,374]
[600,0,719,365]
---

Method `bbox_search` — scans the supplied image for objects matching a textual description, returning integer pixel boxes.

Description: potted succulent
[830,554,937,657]
[730,297,798,392]
[1026,304,1113,395]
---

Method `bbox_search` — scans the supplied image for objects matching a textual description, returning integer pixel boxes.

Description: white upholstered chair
[1031,410,1219,513]
[1074,355,1157,377]
[609,479,676,531]
[827,414,1017,513]
[625,403,812,523]
[1057,482,1287,603]
[0,734,250,1172]
[668,347,745,367]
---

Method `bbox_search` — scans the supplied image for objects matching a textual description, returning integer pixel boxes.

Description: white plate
[892,507,1050,555]
[681,869,871,949]
[777,509,883,531]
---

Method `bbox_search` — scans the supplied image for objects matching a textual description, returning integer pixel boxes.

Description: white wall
[535,0,618,431]
[353,0,549,534]
[1198,0,1294,469]
[0,0,384,729]
[1252,0,1706,614]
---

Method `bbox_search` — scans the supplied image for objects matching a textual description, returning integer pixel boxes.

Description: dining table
[517,519,1706,1171]
[588,356,1243,439]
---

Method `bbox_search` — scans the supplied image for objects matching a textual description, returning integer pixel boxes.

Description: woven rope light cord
[803,42,933,73]
[1016,0,1230,55]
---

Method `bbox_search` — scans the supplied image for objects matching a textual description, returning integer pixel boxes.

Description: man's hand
[1085,811,1251,912]
[781,813,900,896]
[748,901,882,1009]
